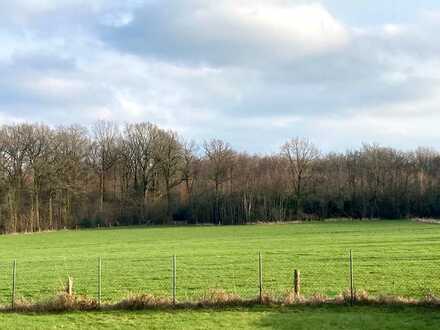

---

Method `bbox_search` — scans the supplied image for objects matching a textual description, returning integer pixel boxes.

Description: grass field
[1,220,440,306]
[1,305,440,329]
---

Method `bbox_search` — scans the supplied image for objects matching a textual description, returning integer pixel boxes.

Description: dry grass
[114,293,172,310]
[334,290,429,306]
[283,291,304,304]
[197,289,244,307]
[7,293,98,313]
[2,290,440,313]
[283,289,440,307]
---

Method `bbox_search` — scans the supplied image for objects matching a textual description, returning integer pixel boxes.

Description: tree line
[0,121,439,233]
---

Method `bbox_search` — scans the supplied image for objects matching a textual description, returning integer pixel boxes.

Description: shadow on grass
[2,305,440,330]
[255,305,440,330]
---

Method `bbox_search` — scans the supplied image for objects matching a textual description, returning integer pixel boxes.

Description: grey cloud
[94,1,440,119]
[1,0,440,152]
[99,1,349,67]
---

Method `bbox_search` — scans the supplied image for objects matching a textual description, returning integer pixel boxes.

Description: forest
[0,121,439,233]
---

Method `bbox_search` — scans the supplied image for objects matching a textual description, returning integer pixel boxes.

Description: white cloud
[189,2,350,56]
[100,1,350,67]
[1,0,440,152]
[383,23,405,37]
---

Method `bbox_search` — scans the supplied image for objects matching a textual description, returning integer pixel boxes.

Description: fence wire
[1,251,440,306]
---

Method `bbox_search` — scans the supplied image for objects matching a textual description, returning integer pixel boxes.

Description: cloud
[0,1,440,152]
[100,1,350,67]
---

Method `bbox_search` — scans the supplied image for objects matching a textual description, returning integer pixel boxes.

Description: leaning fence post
[349,249,354,305]
[258,252,263,303]
[98,257,102,307]
[172,255,176,305]
[11,259,16,310]
[66,276,73,295]
[294,269,301,296]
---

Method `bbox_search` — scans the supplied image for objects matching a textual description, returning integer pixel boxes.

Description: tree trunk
[30,194,34,232]
[296,174,303,218]
[166,184,172,224]
[100,170,104,213]
[8,190,15,233]
[35,188,40,231]
[49,195,53,230]
[143,184,148,221]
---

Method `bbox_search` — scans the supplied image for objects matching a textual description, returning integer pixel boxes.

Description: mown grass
[0,220,440,305]
[1,305,440,329]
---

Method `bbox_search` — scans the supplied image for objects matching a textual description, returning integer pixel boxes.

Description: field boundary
[2,290,440,313]
[2,218,424,236]
[3,247,440,309]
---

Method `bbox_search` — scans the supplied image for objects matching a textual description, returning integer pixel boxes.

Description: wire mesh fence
[1,250,440,308]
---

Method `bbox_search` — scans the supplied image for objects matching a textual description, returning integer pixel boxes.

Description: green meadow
[0,220,439,306]
[1,305,440,330]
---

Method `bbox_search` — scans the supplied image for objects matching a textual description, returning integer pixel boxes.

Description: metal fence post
[258,252,263,303]
[349,249,354,305]
[172,255,176,305]
[11,259,16,310]
[98,257,102,307]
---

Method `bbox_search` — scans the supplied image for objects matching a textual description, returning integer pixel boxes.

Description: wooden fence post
[66,276,73,295]
[294,269,300,296]
[11,259,16,310]
[258,252,263,303]
[349,249,354,305]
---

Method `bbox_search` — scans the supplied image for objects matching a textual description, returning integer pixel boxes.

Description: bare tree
[0,124,32,232]
[27,124,53,231]
[124,122,160,220]
[181,140,199,201]
[3,120,440,232]
[155,130,184,223]
[203,139,235,224]
[90,121,120,213]
[281,137,319,218]
[53,125,90,229]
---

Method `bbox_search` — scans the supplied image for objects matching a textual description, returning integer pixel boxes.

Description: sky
[1,0,440,153]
